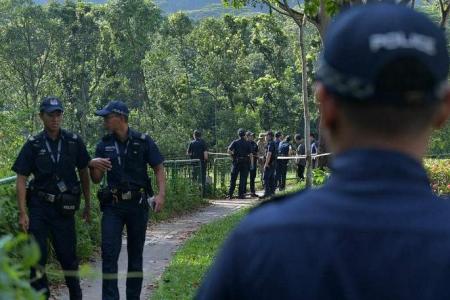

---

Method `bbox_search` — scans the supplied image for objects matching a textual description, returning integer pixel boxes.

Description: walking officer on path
[197,4,450,299]
[187,129,208,196]
[12,96,91,300]
[89,100,166,300]
[246,131,258,197]
[227,128,252,199]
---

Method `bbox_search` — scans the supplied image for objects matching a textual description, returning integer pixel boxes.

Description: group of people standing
[12,97,166,299]
[225,129,318,199]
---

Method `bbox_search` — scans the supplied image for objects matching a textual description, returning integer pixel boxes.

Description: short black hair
[266,130,274,138]
[294,134,302,141]
[336,57,442,138]
[285,135,292,142]
[275,131,282,138]
[194,130,201,138]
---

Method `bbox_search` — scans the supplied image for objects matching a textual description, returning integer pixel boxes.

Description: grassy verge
[150,208,250,300]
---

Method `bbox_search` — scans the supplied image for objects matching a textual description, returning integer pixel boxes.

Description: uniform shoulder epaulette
[250,189,307,214]
[61,129,79,141]
[28,131,44,142]
[130,129,147,141]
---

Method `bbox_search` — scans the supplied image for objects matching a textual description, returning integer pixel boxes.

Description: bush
[424,159,450,196]
[0,234,44,299]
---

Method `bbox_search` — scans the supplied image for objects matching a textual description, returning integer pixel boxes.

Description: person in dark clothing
[227,129,252,199]
[89,100,166,300]
[294,134,306,180]
[12,97,91,300]
[246,131,258,197]
[259,130,277,198]
[197,4,450,299]
[187,130,208,196]
[274,131,283,188]
[277,135,292,190]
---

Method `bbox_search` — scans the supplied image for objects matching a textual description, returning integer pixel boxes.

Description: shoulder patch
[140,133,146,140]
[72,134,78,140]
[28,136,35,142]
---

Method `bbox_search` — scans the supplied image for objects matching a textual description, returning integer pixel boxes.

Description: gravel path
[51,197,258,299]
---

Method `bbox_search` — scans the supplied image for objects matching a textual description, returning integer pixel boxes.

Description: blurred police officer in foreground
[89,100,166,300]
[197,4,450,299]
[187,129,208,196]
[260,130,277,198]
[246,131,258,197]
[12,97,91,300]
[294,134,306,180]
[227,129,252,199]
[277,135,292,191]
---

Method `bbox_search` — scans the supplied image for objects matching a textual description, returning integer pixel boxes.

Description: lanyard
[45,139,62,164]
[114,140,130,166]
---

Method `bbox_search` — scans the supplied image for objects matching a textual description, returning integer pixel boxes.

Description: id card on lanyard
[45,138,67,193]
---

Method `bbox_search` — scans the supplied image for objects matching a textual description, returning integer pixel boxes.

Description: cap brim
[95,109,111,116]
[41,107,63,113]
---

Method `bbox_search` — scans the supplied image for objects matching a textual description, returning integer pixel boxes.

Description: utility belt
[97,187,148,209]
[233,156,250,163]
[32,190,81,217]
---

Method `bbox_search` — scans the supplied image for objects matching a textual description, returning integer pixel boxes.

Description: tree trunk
[299,17,312,188]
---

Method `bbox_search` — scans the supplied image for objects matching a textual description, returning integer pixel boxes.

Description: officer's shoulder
[61,129,79,141]
[27,131,44,143]
[250,189,308,214]
[129,129,148,141]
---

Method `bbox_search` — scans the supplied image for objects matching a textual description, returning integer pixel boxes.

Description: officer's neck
[45,128,61,141]
[114,124,129,143]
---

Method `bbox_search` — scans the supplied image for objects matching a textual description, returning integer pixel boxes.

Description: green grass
[151,208,250,300]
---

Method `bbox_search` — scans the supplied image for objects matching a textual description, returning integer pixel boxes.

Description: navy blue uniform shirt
[188,138,208,161]
[248,140,258,156]
[265,141,276,165]
[95,128,164,190]
[197,149,450,300]
[12,129,90,193]
[228,138,251,159]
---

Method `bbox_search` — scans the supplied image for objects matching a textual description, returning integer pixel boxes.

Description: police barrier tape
[208,152,333,160]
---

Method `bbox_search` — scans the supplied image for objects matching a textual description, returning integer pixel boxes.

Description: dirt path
[51,197,258,299]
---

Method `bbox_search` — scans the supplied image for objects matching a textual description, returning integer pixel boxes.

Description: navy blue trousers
[28,196,81,300]
[101,200,149,300]
[228,162,249,198]
[263,165,276,196]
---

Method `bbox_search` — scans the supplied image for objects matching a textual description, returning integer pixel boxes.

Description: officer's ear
[432,86,450,130]
[315,83,339,132]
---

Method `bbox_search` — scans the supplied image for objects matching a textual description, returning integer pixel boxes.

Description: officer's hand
[82,206,91,223]
[89,158,112,172]
[154,194,165,213]
[19,212,29,232]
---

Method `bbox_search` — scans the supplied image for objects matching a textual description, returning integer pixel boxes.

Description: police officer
[89,100,166,300]
[277,135,292,191]
[274,131,283,188]
[187,130,208,196]
[227,128,252,199]
[246,131,258,197]
[197,4,450,299]
[260,130,276,198]
[294,134,306,180]
[12,96,91,300]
